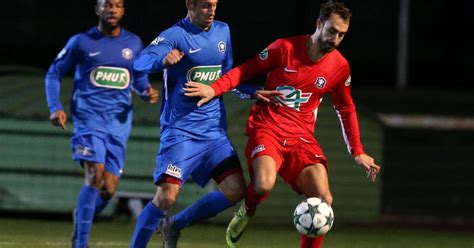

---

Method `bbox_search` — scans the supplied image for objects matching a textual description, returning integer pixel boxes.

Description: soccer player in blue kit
[45,0,159,247]
[128,0,278,247]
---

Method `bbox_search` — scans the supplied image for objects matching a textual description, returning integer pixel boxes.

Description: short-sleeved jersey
[45,27,149,138]
[134,18,235,141]
[211,35,364,156]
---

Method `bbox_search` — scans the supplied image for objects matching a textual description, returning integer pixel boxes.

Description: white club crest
[122,48,133,60]
[218,41,226,53]
[315,77,327,89]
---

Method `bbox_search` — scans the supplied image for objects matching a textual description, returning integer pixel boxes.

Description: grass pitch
[0,217,472,248]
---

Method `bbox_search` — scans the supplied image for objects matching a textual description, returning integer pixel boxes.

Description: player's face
[96,0,125,28]
[189,0,218,30]
[317,13,349,53]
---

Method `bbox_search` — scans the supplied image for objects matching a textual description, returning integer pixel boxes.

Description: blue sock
[174,191,234,230]
[130,201,166,248]
[94,195,110,215]
[76,185,99,248]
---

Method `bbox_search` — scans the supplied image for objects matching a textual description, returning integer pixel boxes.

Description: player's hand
[354,153,380,182]
[146,84,159,104]
[183,81,216,107]
[50,110,67,130]
[164,49,184,66]
[254,90,285,105]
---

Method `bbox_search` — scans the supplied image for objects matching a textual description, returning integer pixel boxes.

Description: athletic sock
[76,185,99,248]
[244,182,270,213]
[173,191,234,230]
[130,201,166,248]
[94,195,110,215]
[300,235,325,248]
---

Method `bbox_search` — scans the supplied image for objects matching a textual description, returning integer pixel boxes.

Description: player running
[45,0,158,247]
[184,1,381,248]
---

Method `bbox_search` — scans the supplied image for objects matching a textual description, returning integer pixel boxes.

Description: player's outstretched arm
[254,89,285,105]
[183,82,216,107]
[354,153,380,182]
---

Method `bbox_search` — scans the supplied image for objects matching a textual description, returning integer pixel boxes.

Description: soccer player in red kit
[184,1,381,248]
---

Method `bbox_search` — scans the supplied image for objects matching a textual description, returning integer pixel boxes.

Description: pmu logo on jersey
[90,66,130,89]
[218,41,226,53]
[186,65,222,85]
[259,48,269,60]
[315,77,327,89]
[122,48,133,60]
[165,164,182,178]
[276,85,311,111]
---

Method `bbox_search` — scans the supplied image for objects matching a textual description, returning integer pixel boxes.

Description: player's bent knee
[86,176,104,189]
[254,173,276,195]
[154,193,176,210]
[222,184,245,203]
[254,180,274,195]
[218,174,246,203]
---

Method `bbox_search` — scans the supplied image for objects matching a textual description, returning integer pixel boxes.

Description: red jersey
[212,35,364,156]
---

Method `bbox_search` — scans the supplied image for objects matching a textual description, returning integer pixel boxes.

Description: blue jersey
[134,18,255,141]
[45,27,149,138]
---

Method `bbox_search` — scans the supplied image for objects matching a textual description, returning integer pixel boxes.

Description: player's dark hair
[319,1,352,22]
[97,0,125,5]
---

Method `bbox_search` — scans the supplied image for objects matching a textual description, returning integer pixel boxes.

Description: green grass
[0,218,472,248]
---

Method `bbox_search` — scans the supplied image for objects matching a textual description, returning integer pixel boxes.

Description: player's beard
[318,35,337,53]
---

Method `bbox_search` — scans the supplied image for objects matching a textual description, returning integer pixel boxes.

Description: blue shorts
[71,131,127,177]
[154,136,238,187]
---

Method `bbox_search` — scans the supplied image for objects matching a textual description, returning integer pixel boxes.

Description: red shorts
[245,130,327,194]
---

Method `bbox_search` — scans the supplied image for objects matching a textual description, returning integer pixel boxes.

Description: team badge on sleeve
[259,48,269,60]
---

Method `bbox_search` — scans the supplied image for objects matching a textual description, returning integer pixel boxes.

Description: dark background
[1,0,473,227]
[2,0,472,90]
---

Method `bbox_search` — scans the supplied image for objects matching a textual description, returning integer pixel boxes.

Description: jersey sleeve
[45,35,79,113]
[131,38,151,101]
[218,24,262,99]
[133,29,175,74]
[329,64,365,156]
[211,40,282,96]
[221,24,233,74]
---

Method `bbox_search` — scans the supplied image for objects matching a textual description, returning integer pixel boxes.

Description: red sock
[300,235,325,248]
[244,182,269,212]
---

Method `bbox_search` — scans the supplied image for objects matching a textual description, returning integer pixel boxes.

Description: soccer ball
[293,197,334,237]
